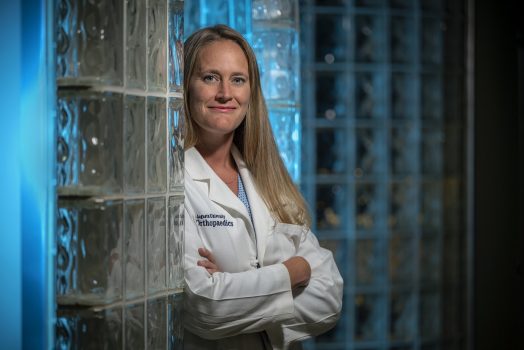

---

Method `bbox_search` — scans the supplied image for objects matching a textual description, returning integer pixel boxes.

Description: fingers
[198,247,217,264]
[197,247,220,273]
[283,256,311,290]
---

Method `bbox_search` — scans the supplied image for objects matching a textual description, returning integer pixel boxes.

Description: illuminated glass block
[356,72,385,119]
[169,0,184,92]
[388,235,414,284]
[147,297,167,349]
[125,302,145,350]
[391,73,417,120]
[124,95,146,194]
[389,293,415,341]
[169,98,184,193]
[56,199,123,306]
[56,0,123,86]
[57,91,123,196]
[316,71,348,119]
[390,125,419,174]
[148,0,168,92]
[185,0,251,37]
[124,200,145,300]
[168,196,184,291]
[147,197,167,294]
[126,0,147,90]
[252,0,295,21]
[168,293,184,349]
[316,184,348,230]
[355,14,385,63]
[356,183,380,231]
[315,13,349,63]
[390,16,416,64]
[389,181,418,231]
[355,294,384,341]
[269,108,301,181]
[147,97,167,193]
[356,238,383,286]
[356,127,386,176]
[316,129,348,175]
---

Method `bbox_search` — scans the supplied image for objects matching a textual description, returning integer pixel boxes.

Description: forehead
[196,39,249,71]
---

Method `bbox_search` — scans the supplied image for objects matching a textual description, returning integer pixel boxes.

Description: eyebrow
[199,69,249,77]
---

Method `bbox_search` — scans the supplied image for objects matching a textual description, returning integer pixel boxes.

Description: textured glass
[316,71,348,119]
[356,127,386,176]
[124,200,145,300]
[389,181,418,231]
[126,0,147,89]
[169,0,184,92]
[390,126,419,174]
[315,14,349,63]
[147,197,167,294]
[253,0,295,21]
[356,72,385,119]
[316,129,348,174]
[355,15,384,63]
[316,184,347,230]
[56,0,123,86]
[355,294,384,341]
[391,16,415,64]
[389,235,414,284]
[56,307,122,349]
[147,97,167,193]
[57,91,123,195]
[169,98,184,192]
[185,0,250,36]
[124,95,145,194]
[168,196,185,291]
[391,73,416,119]
[389,293,415,340]
[356,183,380,231]
[356,239,383,286]
[56,199,123,305]
[148,0,168,92]
[269,108,301,180]
[125,302,145,350]
[147,297,167,349]
[168,293,184,349]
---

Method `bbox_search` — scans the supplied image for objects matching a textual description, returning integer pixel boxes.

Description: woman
[183,24,343,349]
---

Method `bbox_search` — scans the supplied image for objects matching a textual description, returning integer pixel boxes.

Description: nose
[216,81,232,101]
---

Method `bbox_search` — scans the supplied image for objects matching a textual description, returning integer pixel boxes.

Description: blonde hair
[183,24,311,226]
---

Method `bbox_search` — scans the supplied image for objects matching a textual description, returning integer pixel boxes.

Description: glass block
[316,128,348,174]
[421,182,442,231]
[56,306,122,350]
[125,302,145,350]
[147,97,167,193]
[126,0,147,89]
[421,128,443,175]
[389,181,418,231]
[315,14,349,63]
[56,199,123,306]
[356,127,386,176]
[316,184,348,230]
[185,0,250,36]
[169,0,184,92]
[147,297,167,349]
[169,98,184,192]
[168,196,184,291]
[355,15,384,63]
[420,292,440,339]
[316,71,348,119]
[252,28,299,104]
[147,197,167,294]
[269,108,301,182]
[355,294,384,341]
[390,125,419,174]
[57,91,123,196]
[124,95,145,194]
[421,74,443,120]
[356,238,383,286]
[391,73,416,119]
[124,200,145,300]
[148,0,168,92]
[390,16,415,64]
[421,18,443,65]
[168,293,184,349]
[420,235,440,284]
[356,183,380,231]
[253,0,296,21]
[356,72,385,119]
[56,0,123,86]
[389,293,415,341]
[389,235,414,284]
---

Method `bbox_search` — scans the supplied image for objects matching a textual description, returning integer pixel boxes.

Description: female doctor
[183,24,343,349]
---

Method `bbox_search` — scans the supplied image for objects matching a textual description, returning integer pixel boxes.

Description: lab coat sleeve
[183,206,296,340]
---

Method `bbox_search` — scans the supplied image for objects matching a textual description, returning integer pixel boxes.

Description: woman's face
[189,39,251,140]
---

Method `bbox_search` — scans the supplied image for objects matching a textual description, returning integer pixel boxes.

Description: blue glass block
[126,0,147,90]
[168,196,185,291]
[316,71,348,119]
[56,307,122,350]
[391,73,417,119]
[356,183,380,231]
[316,128,348,174]
[184,0,251,37]
[148,0,168,93]
[316,184,348,230]
[388,235,414,284]
[125,302,145,350]
[315,13,349,63]
[56,199,123,306]
[356,72,385,119]
[421,74,443,120]
[421,18,443,65]
[421,182,442,231]
[355,14,385,63]
[390,16,416,64]
[252,0,296,21]
[169,98,184,192]
[390,125,419,174]
[147,197,167,294]
[389,293,415,341]
[355,294,385,341]
[147,297,167,349]
[356,238,384,286]
[419,292,440,339]
[168,293,184,349]
[124,200,145,300]
[252,28,299,104]
[57,91,123,196]
[169,0,184,92]
[124,95,145,194]
[269,107,301,182]
[419,235,440,284]
[356,127,386,176]
[389,181,418,231]
[421,129,443,175]
[147,97,167,194]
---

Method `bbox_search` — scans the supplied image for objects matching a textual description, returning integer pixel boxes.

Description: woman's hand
[197,247,221,274]
[283,256,311,290]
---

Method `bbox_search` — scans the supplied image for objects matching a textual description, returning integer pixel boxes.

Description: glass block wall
[185,0,302,182]
[299,0,467,349]
[55,0,185,349]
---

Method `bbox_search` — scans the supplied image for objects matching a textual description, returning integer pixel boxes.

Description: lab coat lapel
[231,146,273,265]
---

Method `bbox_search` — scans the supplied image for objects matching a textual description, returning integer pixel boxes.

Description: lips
[208,106,236,112]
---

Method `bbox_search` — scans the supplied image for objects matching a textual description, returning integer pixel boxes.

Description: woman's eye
[203,75,218,83]
[232,77,246,85]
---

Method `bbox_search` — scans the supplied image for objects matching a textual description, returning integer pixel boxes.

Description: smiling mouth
[209,106,236,112]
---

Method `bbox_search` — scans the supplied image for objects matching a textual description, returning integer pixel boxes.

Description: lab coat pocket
[263,223,307,266]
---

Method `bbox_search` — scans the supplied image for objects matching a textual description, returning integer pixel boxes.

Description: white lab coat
[183,146,343,350]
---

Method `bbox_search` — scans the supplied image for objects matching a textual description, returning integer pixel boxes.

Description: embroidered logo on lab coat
[196,213,234,227]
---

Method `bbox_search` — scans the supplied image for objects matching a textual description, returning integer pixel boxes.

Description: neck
[195,132,235,170]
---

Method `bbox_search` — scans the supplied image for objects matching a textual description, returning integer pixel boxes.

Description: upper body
[181,24,344,349]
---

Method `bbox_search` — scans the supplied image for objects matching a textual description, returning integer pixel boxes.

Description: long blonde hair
[183,24,311,226]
